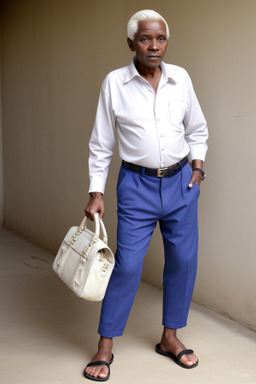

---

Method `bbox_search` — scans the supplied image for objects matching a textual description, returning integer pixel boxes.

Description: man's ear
[127,38,135,52]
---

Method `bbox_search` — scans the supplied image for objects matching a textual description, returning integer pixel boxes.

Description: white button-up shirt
[89,59,208,194]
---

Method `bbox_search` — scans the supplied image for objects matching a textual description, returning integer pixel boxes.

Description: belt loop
[141,166,145,176]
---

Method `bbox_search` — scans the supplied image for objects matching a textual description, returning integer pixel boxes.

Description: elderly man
[84,9,208,381]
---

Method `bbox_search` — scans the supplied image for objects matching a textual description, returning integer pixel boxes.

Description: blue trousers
[98,163,200,338]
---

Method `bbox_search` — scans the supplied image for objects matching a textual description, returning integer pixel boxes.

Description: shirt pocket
[168,102,187,132]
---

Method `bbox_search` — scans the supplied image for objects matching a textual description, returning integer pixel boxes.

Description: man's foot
[158,328,198,368]
[84,337,113,381]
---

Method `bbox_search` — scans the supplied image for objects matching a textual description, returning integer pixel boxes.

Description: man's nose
[149,39,159,50]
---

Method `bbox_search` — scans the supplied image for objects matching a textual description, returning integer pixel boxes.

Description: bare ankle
[98,336,113,348]
[96,336,113,359]
[162,328,177,343]
[160,328,186,355]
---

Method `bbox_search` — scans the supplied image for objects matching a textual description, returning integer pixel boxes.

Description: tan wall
[0,15,3,227]
[1,0,256,331]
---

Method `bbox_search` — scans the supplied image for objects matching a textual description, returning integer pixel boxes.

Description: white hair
[127,9,170,41]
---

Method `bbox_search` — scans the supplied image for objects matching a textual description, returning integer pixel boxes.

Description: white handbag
[53,213,115,301]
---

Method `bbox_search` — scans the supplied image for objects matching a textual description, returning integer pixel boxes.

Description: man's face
[127,19,168,70]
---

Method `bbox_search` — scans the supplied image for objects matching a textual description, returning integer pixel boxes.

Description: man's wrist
[89,192,103,198]
[192,168,206,180]
[191,159,203,169]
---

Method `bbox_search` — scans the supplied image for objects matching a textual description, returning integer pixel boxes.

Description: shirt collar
[124,59,140,83]
[160,61,177,84]
[124,58,177,84]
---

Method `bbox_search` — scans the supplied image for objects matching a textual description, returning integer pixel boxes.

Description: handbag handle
[78,213,108,244]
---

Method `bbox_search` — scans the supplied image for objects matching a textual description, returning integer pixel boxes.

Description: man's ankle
[162,327,177,341]
[98,336,113,353]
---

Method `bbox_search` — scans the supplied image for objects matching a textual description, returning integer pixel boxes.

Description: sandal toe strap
[176,349,194,361]
[86,361,110,369]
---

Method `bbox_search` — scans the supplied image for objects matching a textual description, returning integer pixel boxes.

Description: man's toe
[180,353,198,367]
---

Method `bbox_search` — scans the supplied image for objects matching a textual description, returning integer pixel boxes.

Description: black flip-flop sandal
[84,354,114,381]
[155,343,198,369]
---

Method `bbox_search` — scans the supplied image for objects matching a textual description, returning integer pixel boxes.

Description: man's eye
[159,37,166,41]
[141,37,148,42]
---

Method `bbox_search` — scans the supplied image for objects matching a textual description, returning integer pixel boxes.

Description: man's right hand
[84,192,105,221]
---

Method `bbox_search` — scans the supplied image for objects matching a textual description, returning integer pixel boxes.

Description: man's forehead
[136,19,167,35]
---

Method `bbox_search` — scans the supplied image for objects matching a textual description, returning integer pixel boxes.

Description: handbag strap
[78,213,108,244]
[98,214,108,244]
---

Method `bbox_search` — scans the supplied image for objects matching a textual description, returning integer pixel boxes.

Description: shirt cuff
[88,176,106,195]
[189,144,208,163]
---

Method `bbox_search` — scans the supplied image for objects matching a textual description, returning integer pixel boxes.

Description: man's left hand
[188,159,204,189]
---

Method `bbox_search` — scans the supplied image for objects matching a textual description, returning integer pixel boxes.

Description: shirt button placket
[155,98,165,168]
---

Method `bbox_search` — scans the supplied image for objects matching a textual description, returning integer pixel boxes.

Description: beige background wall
[0,17,3,227]
[1,0,256,331]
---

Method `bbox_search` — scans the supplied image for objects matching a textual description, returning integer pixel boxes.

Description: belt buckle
[157,167,168,177]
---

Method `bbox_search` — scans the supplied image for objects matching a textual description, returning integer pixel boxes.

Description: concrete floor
[1,227,256,384]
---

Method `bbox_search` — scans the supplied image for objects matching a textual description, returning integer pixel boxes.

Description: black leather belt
[122,156,188,178]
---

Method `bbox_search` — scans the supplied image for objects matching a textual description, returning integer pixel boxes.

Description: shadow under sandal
[84,354,114,381]
[155,343,198,369]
